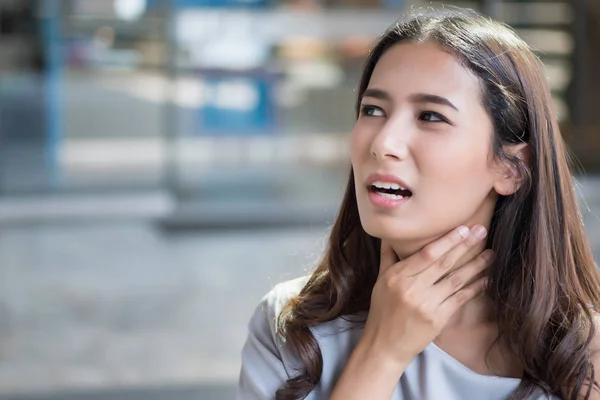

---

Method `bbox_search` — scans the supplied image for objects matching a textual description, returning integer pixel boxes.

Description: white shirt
[237,276,557,400]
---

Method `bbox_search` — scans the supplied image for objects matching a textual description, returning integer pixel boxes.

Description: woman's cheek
[350,128,372,162]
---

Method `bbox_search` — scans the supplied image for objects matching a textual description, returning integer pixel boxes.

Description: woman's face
[351,41,501,257]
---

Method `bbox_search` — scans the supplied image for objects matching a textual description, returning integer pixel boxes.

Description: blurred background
[0,0,599,399]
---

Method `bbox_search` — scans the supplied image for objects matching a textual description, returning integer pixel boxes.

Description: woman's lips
[367,187,411,209]
[366,173,412,193]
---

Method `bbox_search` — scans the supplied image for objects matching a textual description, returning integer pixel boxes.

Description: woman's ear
[494,143,530,196]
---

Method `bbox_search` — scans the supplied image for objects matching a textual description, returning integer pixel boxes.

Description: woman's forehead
[368,42,482,106]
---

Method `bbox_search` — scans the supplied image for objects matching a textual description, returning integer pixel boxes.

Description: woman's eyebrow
[409,93,459,112]
[362,89,459,112]
[362,88,391,101]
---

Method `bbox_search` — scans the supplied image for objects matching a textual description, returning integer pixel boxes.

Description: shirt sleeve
[236,294,291,400]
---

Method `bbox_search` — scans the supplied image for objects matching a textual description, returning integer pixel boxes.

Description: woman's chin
[361,220,414,242]
[361,219,437,255]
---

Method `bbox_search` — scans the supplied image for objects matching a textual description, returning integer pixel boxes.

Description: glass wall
[0,0,577,200]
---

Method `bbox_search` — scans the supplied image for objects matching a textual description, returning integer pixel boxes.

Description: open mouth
[368,181,413,199]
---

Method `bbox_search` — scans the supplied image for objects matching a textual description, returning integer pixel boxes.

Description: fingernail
[458,226,470,238]
[473,226,487,239]
[483,277,489,288]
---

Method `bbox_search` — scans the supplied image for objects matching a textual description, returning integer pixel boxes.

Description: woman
[237,9,600,400]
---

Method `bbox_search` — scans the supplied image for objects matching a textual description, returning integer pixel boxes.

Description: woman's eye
[419,111,447,123]
[361,105,385,117]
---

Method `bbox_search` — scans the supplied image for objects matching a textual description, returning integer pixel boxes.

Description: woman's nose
[369,120,410,161]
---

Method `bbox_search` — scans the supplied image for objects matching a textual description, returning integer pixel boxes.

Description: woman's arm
[329,336,410,400]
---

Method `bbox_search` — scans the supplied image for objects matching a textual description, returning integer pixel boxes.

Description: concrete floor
[0,221,327,398]
[0,383,236,400]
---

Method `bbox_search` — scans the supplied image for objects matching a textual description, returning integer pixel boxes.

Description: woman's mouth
[367,181,413,208]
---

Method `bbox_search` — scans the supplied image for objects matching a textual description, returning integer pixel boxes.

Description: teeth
[378,192,403,200]
[372,181,405,190]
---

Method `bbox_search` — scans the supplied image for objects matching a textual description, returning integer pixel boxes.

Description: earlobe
[494,171,520,196]
[494,143,530,196]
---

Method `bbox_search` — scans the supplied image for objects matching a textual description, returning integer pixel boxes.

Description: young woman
[237,9,600,400]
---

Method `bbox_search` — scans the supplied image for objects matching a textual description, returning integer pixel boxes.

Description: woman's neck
[389,221,495,326]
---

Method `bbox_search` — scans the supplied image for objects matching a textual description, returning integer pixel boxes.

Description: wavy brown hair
[275,10,600,400]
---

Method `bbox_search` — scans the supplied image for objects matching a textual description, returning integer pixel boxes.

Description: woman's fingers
[378,240,400,278]
[431,249,493,305]
[416,225,488,285]
[397,226,471,277]
[439,275,488,318]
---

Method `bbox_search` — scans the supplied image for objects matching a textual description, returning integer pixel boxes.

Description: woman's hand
[330,225,492,400]
[363,224,492,366]
[330,226,492,400]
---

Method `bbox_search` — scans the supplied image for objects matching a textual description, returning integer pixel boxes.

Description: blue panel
[199,77,276,136]
[382,0,405,8]
[40,0,63,184]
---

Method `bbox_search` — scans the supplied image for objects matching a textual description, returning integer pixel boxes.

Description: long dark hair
[276,9,600,400]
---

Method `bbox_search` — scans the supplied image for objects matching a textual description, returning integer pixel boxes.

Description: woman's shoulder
[258,275,311,319]
[238,276,314,396]
[246,276,310,345]
[251,275,361,342]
